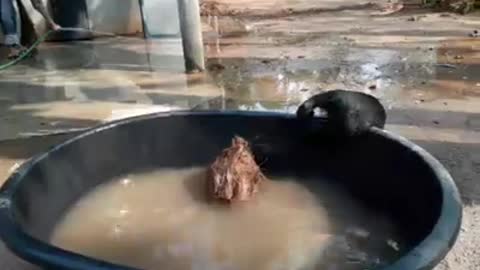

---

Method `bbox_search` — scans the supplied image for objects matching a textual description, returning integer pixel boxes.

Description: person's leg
[0,0,26,58]
[0,0,19,46]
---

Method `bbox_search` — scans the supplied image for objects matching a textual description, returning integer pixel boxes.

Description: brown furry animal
[207,136,266,203]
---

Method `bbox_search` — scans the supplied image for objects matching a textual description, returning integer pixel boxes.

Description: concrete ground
[0,0,479,269]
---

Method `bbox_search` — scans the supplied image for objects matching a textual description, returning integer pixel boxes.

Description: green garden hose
[0,29,54,71]
[0,27,114,71]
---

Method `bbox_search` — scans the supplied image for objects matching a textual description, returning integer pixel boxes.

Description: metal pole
[177,0,205,73]
[138,0,150,38]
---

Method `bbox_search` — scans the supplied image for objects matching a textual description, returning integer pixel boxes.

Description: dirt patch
[201,0,385,18]
[200,0,239,16]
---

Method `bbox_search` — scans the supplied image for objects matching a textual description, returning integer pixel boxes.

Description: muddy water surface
[51,167,404,270]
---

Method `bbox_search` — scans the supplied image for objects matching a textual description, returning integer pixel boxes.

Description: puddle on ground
[201,46,480,111]
[199,5,480,110]
[200,9,480,110]
[0,6,479,139]
[1,13,478,110]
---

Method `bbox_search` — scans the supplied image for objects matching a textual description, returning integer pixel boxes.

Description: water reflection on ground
[0,5,478,140]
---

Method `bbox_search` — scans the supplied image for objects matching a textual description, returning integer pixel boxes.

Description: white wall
[86,0,143,35]
[86,0,181,36]
[141,0,181,36]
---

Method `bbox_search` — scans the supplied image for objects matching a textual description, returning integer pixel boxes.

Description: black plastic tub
[0,111,462,270]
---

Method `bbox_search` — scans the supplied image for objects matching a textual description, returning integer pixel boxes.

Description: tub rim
[0,110,463,270]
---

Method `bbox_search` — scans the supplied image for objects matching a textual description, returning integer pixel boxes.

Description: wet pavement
[0,8,479,141]
[0,37,223,139]
[0,1,480,269]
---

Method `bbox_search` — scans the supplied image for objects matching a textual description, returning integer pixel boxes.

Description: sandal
[7,44,28,60]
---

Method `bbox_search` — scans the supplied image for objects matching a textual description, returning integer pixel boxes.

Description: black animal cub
[296,90,386,137]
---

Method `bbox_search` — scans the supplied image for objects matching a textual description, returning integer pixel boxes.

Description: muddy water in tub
[51,167,403,270]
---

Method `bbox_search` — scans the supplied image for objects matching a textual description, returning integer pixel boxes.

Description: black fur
[297,90,386,137]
